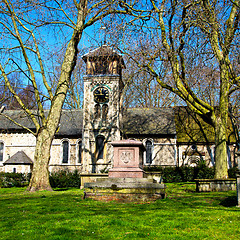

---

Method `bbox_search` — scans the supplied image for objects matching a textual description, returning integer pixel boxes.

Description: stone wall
[4,164,32,174]
[1,132,237,173]
[0,133,177,173]
[177,144,236,167]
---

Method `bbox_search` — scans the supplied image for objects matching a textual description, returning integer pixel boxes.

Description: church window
[94,104,101,119]
[62,140,69,164]
[102,104,108,120]
[94,103,109,120]
[96,135,105,160]
[77,140,82,164]
[146,140,153,164]
[0,142,4,162]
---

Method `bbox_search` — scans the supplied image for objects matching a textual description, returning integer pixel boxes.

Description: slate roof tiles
[0,108,176,136]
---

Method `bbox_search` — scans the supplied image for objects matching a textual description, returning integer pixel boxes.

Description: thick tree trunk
[214,116,229,179]
[27,128,54,191]
[213,64,229,179]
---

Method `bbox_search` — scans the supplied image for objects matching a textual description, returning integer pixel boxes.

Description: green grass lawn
[0,183,239,240]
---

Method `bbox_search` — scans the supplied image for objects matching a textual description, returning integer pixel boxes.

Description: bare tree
[0,0,127,191]
[1,83,37,110]
[121,45,182,108]
[64,52,86,109]
[116,0,240,178]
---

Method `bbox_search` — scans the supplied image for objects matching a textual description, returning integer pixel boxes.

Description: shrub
[161,166,215,183]
[228,167,239,178]
[49,169,81,188]
[144,164,216,183]
[0,172,30,188]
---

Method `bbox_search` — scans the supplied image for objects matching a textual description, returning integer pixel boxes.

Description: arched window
[0,142,4,162]
[102,104,108,120]
[96,135,105,160]
[77,140,82,164]
[62,140,69,164]
[146,140,153,164]
[94,104,101,119]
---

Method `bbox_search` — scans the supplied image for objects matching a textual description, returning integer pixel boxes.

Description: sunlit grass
[0,183,239,239]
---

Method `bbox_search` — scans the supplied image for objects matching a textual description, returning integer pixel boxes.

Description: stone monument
[108,139,146,178]
[84,139,166,202]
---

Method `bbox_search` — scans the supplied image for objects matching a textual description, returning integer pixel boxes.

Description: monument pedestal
[108,168,146,178]
[108,139,146,178]
[84,139,166,202]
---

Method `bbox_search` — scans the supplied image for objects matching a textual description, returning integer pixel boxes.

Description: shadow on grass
[220,195,237,207]
[54,188,70,191]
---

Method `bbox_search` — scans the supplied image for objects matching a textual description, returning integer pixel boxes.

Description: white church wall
[132,137,177,167]
[1,131,237,174]
[0,133,36,172]
[152,143,176,166]
[0,133,84,173]
[49,138,83,172]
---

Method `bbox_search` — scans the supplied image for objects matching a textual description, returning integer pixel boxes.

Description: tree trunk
[213,62,230,179]
[27,128,54,191]
[214,116,229,179]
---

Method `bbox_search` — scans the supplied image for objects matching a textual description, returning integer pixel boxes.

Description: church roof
[82,45,125,68]
[57,110,83,136]
[0,110,36,130]
[122,108,176,136]
[3,151,33,165]
[0,107,236,143]
[0,108,175,136]
[0,109,83,136]
[82,45,121,59]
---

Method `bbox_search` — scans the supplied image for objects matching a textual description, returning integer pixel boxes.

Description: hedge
[49,169,81,188]
[0,167,238,188]
[0,170,81,188]
[0,172,30,188]
[144,165,239,183]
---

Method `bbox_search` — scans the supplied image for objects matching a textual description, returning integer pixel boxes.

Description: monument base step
[84,177,166,202]
[84,191,165,202]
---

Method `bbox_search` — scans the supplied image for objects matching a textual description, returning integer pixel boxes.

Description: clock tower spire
[81,46,125,173]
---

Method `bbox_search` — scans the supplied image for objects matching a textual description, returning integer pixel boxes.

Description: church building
[0,46,237,174]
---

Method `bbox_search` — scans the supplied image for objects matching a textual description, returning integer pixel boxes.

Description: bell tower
[81,45,125,173]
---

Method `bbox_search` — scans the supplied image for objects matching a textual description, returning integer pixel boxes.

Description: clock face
[93,87,109,103]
